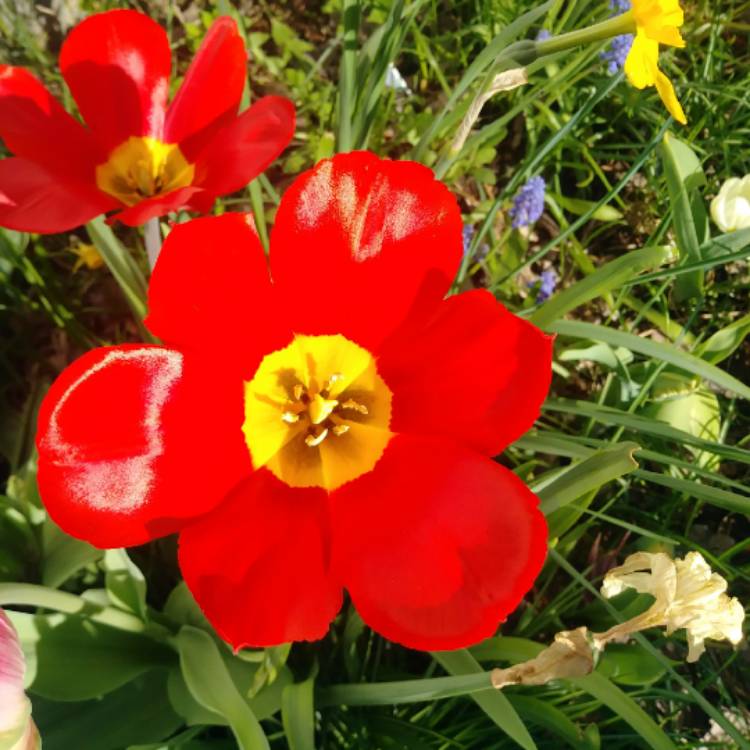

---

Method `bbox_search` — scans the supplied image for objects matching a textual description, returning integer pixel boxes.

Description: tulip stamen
[278,377,367,448]
[96,136,195,207]
[243,334,393,490]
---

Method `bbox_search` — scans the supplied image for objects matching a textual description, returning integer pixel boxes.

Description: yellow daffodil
[624,0,687,124]
[601,551,745,662]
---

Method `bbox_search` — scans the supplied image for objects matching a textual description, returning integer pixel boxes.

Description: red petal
[36,345,251,548]
[178,469,342,648]
[164,17,247,161]
[270,152,462,351]
[145,214,290,378]
[109,186,203,227]
[0,157,114,233]
[193,96,295,196]
[59,10,171,152]
[332,435,547,650]
[0,65,103,181]
[379,290,553,456]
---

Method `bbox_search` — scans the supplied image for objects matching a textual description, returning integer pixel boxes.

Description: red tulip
[36,152,552,651]
[0,10,295,232]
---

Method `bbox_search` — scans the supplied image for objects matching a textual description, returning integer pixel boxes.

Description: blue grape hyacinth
[602,34,634,73]
[510,176,546,229]
[528,269,558,304]
[601,0,634,73]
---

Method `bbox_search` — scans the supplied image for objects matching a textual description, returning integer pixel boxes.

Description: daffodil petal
[624,32,659,89]
[651,26,686,47]
[655,69,687,124]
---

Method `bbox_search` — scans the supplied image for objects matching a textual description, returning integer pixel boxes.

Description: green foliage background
[0,0,748,748]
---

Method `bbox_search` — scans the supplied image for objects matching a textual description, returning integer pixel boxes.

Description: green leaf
[163,582,212,632]
[507,695,598,750]
[531,246,671,328]
[31,670,181,750]
[550,192,623,222]
[597,643,668,687]
[281,672,316,750]
[642,372,721,469]
[40,520,102,588]
[85,217,149,323]
[571,673,676,750]
[535,442,640,516]
[103,549,148,620]
[695,313,750,365]
[660,132,709,301]
[431,650,537,750]
[318,673,492,705]
[9,611,175,700]
[544,399,750,465]
[176,626,270,750]
[635,469,750,514]
[702,226,750,259]
[548,319,750,400]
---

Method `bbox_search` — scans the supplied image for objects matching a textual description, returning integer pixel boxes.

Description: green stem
[536,12,635,57]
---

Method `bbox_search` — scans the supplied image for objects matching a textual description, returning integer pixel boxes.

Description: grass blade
[548,320,750,399]
[535,442,640,515]
[432,650,537,750]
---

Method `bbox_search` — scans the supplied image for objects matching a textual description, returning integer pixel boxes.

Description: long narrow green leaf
[318,673,491,706]
[86,216,148,321]
[432,650,537,750]
[634,469,750,514]
[282,674,316,750]
[702,226,750,259]
[506,695,595,750]
[176,626,269,750]
[531,246,670,328]
[544,399,750,464]
[337,0,359,152]
[0,582,147,633]
[548,319,750,399]
[535,442,640,515]
[660,132,708,300]
[571,673,676,750]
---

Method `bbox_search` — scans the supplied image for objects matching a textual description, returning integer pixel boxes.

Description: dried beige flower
[599,551,745,662]
[491,627,594,688]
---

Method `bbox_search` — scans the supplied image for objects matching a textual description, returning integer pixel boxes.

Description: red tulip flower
[36,152,552,650]
[0,10,294,232]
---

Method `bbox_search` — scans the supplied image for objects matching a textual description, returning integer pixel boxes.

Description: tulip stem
[144,218,163,270]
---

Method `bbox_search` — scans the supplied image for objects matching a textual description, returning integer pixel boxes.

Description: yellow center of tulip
[95,136,195,206]
[243,334,393,491]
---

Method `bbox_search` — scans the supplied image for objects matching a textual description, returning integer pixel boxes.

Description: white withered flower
[711,175,750,233]
[601,551,745,662]
[0,609,40,750]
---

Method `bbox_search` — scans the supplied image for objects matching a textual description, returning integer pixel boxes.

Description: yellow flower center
[243,334,393,491]
[95,136,195,206]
